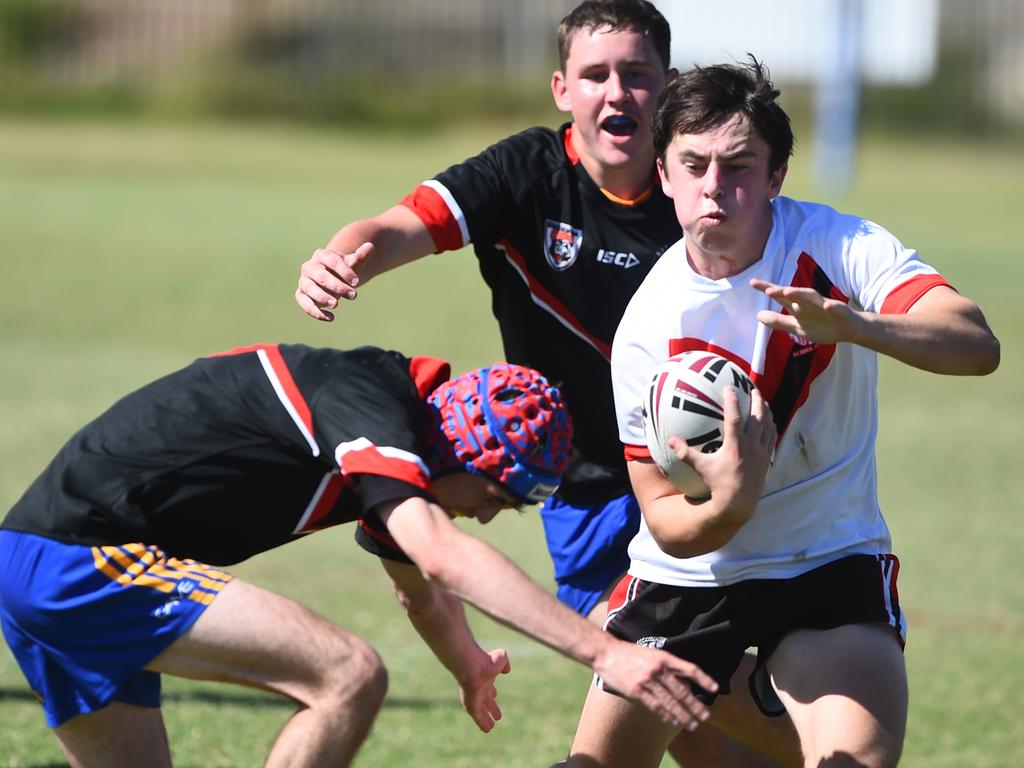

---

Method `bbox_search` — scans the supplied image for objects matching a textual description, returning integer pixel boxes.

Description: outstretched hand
[594,640,718,731]
[295,242,375,321]
[457,648,512,733]
[751,277,861,345]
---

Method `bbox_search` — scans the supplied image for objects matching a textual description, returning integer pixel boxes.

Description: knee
[320,633,388,711]
[806,732,903,768]
[345,636,389,707]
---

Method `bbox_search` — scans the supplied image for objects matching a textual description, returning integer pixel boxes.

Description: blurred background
[0,2,1022,766]
[1,0,1022,136]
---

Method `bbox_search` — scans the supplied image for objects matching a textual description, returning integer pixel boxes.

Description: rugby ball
[642,351,754,499]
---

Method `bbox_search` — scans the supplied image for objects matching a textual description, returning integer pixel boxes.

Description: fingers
[720,386,744,444]
[463,648,510,732]
[666,435,694,464]
[636,671,712,731]
[348,241,374,272]
[295,244,373,318]
[602,645,717,729]
[294,287,335,322]
[484,690,503,725]
[664,655,718,700]
[467,682,503,733]
[489,648,512,675]
[755,308,794,332]
[747,387,777,448]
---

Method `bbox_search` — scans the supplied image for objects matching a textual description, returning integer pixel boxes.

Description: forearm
[754,281,999,376]
[404,585,486,683]
[850,296,999,375]
[324,205,435,283]
[629,456,765,559]
[427,528,608,669]
[646,495,753,559]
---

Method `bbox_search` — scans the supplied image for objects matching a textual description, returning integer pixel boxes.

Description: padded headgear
[428,363,573,504]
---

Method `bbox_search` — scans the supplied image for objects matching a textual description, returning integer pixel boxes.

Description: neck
[570,128,655,201]
[687,207,775,279]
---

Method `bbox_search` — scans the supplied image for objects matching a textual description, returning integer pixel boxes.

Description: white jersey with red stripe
[612,196,950,586]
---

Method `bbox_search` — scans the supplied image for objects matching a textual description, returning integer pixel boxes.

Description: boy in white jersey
[563,58,1000,768]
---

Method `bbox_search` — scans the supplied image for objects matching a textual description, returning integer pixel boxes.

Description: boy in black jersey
[295,1,798,765]
[0,344,718,768]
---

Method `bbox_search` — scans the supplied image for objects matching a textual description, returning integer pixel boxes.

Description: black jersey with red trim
[2,345,448,565]
[400,123,681,503]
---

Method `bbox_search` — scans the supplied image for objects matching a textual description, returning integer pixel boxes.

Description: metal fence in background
[2,0,1022,128]
[5,0,568,84]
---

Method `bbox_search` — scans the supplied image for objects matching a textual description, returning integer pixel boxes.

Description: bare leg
[587,580,801,768]
[768,622,907,768]
[53,578,387,768]
[55,702,172,768]
[667,652,802,768]
[149,578,389,767]
[566,683,680,768]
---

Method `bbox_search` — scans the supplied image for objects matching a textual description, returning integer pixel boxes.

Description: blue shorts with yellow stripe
[0,529,233,727]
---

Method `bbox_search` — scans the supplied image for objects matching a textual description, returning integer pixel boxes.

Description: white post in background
[813,0,864,196]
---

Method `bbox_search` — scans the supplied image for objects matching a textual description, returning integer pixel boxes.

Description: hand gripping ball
[642,351,754,499]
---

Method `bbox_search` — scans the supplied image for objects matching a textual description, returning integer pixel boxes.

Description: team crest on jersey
[543,220,583,271]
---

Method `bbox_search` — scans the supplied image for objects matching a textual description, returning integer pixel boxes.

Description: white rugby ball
[642,351,754,499]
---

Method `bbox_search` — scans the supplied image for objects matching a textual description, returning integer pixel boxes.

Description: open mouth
[601,115,638,137]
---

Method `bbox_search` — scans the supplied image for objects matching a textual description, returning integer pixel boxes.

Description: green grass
[0,117,1022,766]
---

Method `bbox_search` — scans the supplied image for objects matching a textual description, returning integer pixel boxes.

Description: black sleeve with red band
[351,474,434,565]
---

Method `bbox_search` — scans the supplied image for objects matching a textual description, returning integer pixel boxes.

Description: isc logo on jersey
[596,249,639,269]
[544,220,583,271]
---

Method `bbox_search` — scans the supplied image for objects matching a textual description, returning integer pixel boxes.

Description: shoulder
[479,124,569,179]
[492,124,564,154]
[433,125,566,207]
[280,345,415,399]
[613,243,685,357]
[774,196,896,255]
[775,196,889,238]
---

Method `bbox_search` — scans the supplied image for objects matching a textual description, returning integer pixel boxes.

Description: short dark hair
[557,0,671,72]
[652,56,794,174]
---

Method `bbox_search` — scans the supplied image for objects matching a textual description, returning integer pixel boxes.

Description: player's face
[432,473,524,525]
[657,113,787,277]
[551,27,671,183]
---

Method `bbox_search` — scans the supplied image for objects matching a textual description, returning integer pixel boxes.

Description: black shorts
[601,554,906,716]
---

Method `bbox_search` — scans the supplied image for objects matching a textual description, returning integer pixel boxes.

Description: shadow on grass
[0,685,456,710]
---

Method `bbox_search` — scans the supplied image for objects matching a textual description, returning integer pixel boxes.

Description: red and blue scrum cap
[428,363,573,504]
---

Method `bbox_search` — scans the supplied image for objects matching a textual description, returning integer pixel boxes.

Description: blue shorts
[539,494,641,616]
[0,530,233,727]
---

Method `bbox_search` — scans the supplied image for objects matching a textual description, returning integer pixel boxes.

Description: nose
[474,508,499,525]
[703,161,724,199]
[605,71,628,104]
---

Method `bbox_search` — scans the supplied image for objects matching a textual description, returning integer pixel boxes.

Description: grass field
[0,116,1021,767]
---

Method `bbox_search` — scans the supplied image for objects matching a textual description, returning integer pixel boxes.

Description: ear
[665,67,679,85]
[657,156,673,197]
[551,70,572,113]
[768,163,788,200]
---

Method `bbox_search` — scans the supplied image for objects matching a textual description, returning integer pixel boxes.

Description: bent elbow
[959,335,1001,376]
[650,526,732,560]
[412,551,446,585]
[648,512,747,560]
[979,336,1000,375]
